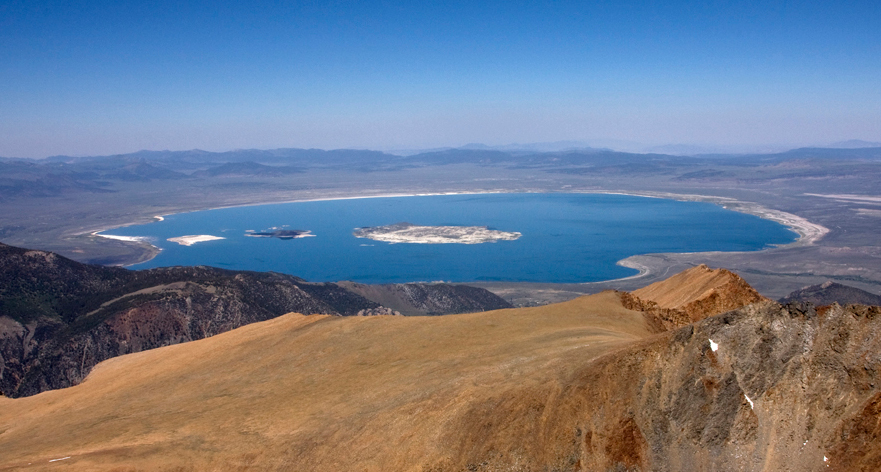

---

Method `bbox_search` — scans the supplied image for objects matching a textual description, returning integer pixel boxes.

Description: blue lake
[107,193,798,283]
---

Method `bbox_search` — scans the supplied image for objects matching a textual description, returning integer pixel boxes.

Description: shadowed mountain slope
[780,280,881,306]
[337,281,513,315]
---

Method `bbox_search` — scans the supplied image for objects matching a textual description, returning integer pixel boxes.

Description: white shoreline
[614,258,652,282]
[91,232,150,243]
[585,190,829,247]
[86,190,829,280]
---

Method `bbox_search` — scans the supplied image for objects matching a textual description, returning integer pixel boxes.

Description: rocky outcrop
[445,301,881,471]
[623,264,767,331]
[780,280,881,306]
[337,281,513,315]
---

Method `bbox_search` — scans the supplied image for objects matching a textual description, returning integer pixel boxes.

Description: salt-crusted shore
[597,190,830,247]
[90,232,149,243]
[600,192,831,284]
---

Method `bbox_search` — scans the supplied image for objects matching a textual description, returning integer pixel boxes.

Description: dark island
[245,229,315,240]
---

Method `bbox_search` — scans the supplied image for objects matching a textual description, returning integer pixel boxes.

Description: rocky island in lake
[353,222,521,244]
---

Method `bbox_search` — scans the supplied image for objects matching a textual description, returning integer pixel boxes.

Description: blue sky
[1,0,879,158]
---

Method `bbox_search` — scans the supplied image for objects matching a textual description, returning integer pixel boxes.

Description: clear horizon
[2,1,879,159]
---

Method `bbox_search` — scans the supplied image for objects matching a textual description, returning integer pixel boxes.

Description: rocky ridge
[622,263,768,331]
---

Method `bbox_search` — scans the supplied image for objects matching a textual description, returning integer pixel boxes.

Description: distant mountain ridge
[2,145,880,202]
[779,281,881,306]
[827,139,881,149]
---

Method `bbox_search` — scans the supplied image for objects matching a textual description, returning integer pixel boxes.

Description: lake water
[106,193,797,283]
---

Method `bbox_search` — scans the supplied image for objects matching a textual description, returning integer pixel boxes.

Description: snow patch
[49,457,71,462]
[709,339,719,352]
[744,394,754,409]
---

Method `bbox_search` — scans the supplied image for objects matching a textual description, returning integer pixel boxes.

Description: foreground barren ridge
[1,266,879,471]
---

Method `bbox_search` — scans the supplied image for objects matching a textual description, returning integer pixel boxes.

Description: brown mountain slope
[2,293,879,471]
[0,291,653,470]
[3,270,879,471]
[624,263,767,330]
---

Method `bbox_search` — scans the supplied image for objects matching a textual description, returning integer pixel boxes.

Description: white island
[167,235,226,246]
[353,223,520,244]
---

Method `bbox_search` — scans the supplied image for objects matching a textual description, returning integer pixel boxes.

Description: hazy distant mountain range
[392,140,881,156]
[4,139,880,163]
[826,139,881,149]
[2,145,880,200]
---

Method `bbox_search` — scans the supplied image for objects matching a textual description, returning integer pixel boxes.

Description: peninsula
[353,222,521,244]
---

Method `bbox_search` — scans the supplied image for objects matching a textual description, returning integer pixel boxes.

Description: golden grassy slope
[0,291,652,471]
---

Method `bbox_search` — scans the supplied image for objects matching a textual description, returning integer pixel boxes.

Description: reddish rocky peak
[624,264,767,331]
